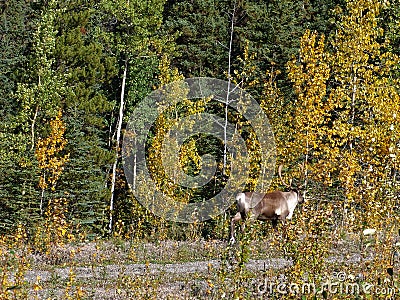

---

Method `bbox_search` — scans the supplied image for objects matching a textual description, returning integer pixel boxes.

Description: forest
[1,0,400,298]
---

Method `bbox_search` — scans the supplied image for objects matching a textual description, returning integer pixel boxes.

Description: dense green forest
[1,0,399,241]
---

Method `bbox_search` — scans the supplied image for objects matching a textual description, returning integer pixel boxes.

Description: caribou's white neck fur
[284,191,300,219]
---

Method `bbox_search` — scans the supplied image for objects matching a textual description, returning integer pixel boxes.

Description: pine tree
[0,0,37,117]
[48,0,118,234]
[162,0,231,78]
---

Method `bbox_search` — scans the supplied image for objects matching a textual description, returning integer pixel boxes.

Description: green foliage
[237,0,335,87]
[0,0,37,116]
[162,0,231,78]
[0,0,60,233]
[52,0,117,233]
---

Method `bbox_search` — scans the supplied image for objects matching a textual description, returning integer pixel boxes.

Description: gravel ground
[19,236,391,299]
[25,258,291,284]
[26,258,291,299]
[23,240,293,299]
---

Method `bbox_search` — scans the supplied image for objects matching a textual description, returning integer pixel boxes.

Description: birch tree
[100,0,166,233]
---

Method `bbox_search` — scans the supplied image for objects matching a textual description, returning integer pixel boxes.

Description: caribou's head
[278,164,307,203]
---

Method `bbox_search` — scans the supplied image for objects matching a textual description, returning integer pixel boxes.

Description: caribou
[230,165,305,243]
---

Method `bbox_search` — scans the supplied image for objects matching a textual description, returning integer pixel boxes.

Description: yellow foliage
[262,1,400,293]
[232,40,259,89]
[35,109,69,191]
[158,53,184,86]
[325,0,400,233]
[286,29,331,184]
[34,110,73,250]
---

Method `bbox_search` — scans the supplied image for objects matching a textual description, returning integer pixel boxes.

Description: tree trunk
[30,105,39,151]
[109,58,128,234]
[40,172,45,216]
[223,1,236,174]
[133,132,137,191]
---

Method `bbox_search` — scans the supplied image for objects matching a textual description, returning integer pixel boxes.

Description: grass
[1,227,399,299]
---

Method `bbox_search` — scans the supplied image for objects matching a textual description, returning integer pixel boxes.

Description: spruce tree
[53,0,117,233]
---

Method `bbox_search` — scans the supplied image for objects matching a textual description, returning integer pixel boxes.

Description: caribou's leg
[230,212,242,244]
[271,219,278,231]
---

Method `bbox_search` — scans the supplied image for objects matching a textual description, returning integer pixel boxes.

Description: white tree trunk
[40,173,45,216]
[30,106,39,151]
[109,59,128,234]
[133,133,137,191]
[223,2,236,174]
